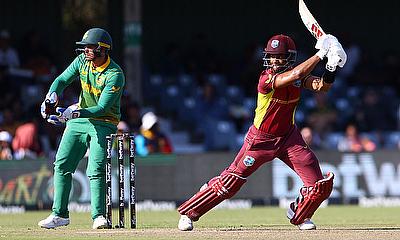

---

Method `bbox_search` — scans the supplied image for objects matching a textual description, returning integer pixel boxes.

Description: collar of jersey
[92,56,110,73]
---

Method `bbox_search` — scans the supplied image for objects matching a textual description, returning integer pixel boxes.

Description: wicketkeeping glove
[40,92,58,119]
[47,104,80,125]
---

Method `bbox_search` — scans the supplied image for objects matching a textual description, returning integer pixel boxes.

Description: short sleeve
[257,70,275,94]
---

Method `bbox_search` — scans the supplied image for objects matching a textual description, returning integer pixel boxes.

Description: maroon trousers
[225,124,323,187]
[178,124,323,221]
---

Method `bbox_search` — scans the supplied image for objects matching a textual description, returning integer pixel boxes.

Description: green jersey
[49,54,125,125]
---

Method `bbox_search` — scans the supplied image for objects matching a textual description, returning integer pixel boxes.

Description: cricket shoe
[38,214,70,229]
[297,218,316,230]
[199,182,208,191]
[287,206,316,230]
[92,215,109,229]
[178,215,193,231]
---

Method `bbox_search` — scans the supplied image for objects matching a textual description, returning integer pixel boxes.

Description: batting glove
[315,34,338,60]
[40,92,58,119]
[326,43,347,72]
[47,104,80,125]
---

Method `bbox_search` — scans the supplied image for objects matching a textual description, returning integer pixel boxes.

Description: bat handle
[44,99,57,117]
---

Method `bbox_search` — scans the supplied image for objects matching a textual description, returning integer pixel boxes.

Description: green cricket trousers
[52,118,116,219]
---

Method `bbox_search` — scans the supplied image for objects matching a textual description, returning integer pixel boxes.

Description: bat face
[299,0,326,40]
[311,24,325,39]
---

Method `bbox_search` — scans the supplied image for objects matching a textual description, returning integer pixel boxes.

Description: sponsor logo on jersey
[293,79,301,87]
[81,80,101,96]
[81,69,87,76]
[243,155,255,167]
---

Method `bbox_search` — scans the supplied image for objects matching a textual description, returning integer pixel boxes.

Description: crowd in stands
[0,29,59,160]
[1,28,400,160]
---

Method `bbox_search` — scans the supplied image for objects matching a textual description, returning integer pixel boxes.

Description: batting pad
[288,172,334,225]
[178,173,246,221]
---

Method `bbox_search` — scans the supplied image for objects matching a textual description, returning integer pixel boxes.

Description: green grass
[0,206,399,239]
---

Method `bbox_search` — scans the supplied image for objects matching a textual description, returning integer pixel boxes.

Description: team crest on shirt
[243,155,255,167]
[293,79,301,87]
[96,76,105,86]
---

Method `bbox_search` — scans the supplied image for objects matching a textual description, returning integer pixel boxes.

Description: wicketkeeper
[178,34,346,231]
[38,28,125,229]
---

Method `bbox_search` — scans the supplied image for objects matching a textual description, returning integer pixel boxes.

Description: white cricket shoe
[286,206,316,230]
[199,183,208,191]
[92,215,108,229]
[178,215,193,231]
[297,218,316,230]
[38,214,70,229]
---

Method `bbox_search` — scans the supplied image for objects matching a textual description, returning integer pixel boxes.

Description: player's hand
[326,42,347,72]
[40,92,58,119]
[47,104,80,125]
[315,34,338,60]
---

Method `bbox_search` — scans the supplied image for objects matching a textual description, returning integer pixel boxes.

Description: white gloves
[315,34,338,59]
[41,92,80,125]
[40,92,58,119]
[315,34,347,72]
[326,41,347,72]
[47,104,80,125]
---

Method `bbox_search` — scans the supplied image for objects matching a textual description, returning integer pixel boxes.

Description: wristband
[322,70,337,84]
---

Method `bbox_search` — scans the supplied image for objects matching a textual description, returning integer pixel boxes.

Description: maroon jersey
[253,69,301,136]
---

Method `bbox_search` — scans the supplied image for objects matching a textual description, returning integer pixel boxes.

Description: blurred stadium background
[0,0,400,215]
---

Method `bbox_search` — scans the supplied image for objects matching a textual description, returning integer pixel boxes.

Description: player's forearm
[290,55,321,80]
[274,55,320,88]
[319,82,332,92]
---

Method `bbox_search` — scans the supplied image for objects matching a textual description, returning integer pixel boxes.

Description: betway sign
[272,153,400,199]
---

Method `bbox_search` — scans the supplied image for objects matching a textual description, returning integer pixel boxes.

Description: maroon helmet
[263,34,297,72]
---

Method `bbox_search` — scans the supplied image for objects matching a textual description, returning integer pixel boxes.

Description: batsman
[38,28,125,229]
[178,33,346,231]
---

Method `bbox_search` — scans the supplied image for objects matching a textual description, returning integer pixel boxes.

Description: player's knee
[54,162,75,175]
[209,173,246,199]
[86,165,105,179]
[87,172,104,180]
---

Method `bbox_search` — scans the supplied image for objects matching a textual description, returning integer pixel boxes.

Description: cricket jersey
[253,69,301,136]
[49,54,125,125]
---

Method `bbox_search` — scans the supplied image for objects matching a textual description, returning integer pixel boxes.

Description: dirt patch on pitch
[77,227,400,240]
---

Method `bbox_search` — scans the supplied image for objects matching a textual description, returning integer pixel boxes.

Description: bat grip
[44,100,57,117]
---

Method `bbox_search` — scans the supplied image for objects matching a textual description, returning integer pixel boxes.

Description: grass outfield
[0,206,399,240]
